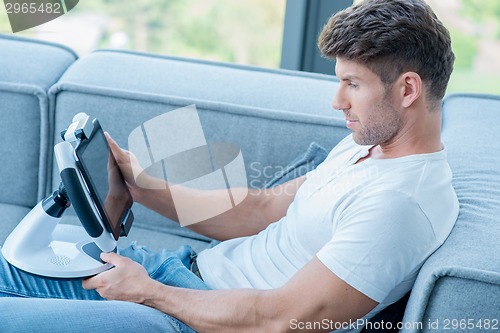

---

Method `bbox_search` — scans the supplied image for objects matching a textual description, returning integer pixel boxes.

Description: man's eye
[348,82,358,88]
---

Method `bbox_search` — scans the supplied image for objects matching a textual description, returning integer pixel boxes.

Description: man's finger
[82,276,98,290]
[104,132,121,152]
[105,132,131,166]
[100,251,124,265]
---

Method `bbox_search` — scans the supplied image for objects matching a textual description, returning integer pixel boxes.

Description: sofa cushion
[264,142,328,187]
[0,34,77,208]
[401,93,500,331]
[49,50,350,241]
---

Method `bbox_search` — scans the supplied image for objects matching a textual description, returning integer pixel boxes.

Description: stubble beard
[352,98,402,146]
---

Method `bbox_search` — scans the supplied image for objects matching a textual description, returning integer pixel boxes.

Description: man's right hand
[105,132,163,201]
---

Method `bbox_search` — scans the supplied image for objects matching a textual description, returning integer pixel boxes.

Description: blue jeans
[0,243,209,333]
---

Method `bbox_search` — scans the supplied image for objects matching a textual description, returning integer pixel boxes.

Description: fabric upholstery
[265,142,329,187]
[401,94,500,332]
[0,34,77,207]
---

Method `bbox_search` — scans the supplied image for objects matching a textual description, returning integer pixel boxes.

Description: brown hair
[318,0,455,102]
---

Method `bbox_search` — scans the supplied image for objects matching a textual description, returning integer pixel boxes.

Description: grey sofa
[1,34,499,332]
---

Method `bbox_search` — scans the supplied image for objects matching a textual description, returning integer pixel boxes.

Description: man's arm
[137,176,305,241]
[106,133,306,240]
[84,253,378,333]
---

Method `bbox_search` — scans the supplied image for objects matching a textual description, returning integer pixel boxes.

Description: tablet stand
[2,114,122,278]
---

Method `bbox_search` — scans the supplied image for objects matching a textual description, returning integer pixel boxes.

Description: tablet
[75,120,133,241]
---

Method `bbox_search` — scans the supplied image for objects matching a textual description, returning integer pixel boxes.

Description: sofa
[0,34,499,332]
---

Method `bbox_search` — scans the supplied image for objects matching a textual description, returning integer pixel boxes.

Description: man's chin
[351,133,370,146]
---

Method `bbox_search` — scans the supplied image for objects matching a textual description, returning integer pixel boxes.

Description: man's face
[333,58,402,146]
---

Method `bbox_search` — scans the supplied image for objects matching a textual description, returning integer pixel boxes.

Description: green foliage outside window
[460,0,500,23]
[0,0,498,94]
[450,30,478,70]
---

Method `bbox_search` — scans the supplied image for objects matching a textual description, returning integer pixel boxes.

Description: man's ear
[399,72,422,108]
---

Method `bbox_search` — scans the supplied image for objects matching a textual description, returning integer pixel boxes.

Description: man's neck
[371,109,443,160]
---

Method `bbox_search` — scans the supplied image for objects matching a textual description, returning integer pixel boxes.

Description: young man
[0,0,458,332]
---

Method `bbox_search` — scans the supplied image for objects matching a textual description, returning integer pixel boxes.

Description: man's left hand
[82,252,152,304]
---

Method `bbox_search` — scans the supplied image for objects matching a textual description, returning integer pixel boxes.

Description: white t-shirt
[197,134,459,328]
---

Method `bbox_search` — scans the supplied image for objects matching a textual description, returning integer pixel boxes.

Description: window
[353,0,500,95]
[427,0,500,94]
[1,0,498,94]
[0,0,286,68]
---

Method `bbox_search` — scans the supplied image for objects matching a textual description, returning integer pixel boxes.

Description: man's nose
[332,89,349,111]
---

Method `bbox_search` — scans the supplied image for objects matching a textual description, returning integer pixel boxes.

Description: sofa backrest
[402,93,500,325]
[440,93,500,263]
[48,50,350,239]
[0,34,77,207]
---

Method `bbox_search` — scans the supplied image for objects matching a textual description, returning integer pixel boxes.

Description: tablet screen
[75,122,133,240]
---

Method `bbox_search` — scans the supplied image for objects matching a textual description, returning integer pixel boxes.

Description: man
[0,0,458,332]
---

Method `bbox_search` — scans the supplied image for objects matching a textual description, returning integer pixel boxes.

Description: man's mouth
[346,119,358,128]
